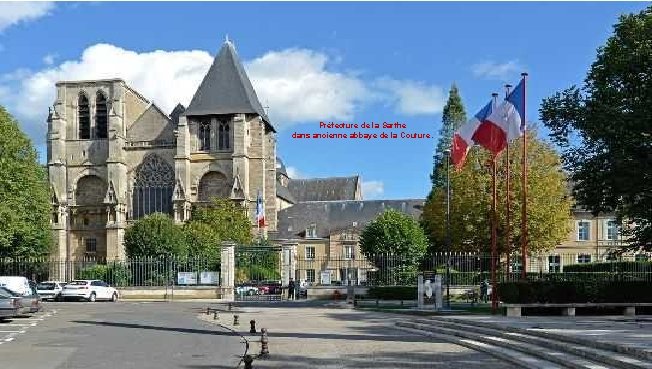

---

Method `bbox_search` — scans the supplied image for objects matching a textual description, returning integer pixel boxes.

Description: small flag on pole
[256,190,265,228]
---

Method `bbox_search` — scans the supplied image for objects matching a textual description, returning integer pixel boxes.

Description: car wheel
[111,293,118,302]
[88,292,96,302]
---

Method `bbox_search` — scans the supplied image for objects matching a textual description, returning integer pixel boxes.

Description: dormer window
[306,224,317,238]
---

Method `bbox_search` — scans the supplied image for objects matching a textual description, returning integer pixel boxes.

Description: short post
[213,311,219,320]
[233,314,240,326]
[206,307,210,315]
[260,328,269,358]
[228,303,233,311]
[250,319,256,334]
[243,354,253,369]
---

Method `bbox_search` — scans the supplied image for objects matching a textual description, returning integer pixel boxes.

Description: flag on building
[256,190,265,227]
[472,80,525,156]
[451,99,495,169]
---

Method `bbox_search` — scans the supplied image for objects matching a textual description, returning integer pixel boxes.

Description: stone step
[395,323,564,369]
[398,321,609,369]
[431,316,652,363]
[411,318,652,369]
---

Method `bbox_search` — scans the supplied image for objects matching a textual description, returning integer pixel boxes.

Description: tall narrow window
[78,93,90,139]
[218,122,230,150]
[198,121,210,151]
[95,91,108,139]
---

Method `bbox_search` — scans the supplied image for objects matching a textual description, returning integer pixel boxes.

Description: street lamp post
[445,149,451,309]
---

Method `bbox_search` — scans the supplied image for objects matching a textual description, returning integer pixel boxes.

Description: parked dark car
[258,280,282,295]
[0,289,21,319]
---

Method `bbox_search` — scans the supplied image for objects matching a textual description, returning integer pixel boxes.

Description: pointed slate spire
[184,39,274,131]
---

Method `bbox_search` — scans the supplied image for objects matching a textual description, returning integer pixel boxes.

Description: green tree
[124,213,186,258]
[431,84,467,190]
[421,130,572,254]
[360,209,429,262]
[186,198,253,249]
[539,6,652,250]
[0,106,51,258]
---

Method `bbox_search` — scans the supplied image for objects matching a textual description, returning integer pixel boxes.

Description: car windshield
[0,286,20,297]
[37,283,56,290]
[68,281,88,285]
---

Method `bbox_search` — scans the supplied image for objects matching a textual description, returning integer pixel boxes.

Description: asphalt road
[0,301,245,369]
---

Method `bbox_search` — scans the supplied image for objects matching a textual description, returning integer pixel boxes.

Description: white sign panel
[320,271,331,285]
[177,272,197,285]
[200,271,219,285]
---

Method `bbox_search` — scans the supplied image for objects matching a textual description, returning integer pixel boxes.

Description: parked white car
[36,281,65,301]
[61,280,119,302]
[0,276,32,297]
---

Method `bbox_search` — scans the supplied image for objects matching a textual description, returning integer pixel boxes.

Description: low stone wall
[306,286,368,299]
[118,286,224,300]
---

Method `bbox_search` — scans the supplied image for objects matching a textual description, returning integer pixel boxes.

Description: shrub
[367,286,417,300]
[498,281,652,304]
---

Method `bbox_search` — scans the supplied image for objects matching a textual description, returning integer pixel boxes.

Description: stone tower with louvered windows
[47,40,278,263]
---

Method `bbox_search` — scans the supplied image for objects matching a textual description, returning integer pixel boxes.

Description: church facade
[47,41,279,261]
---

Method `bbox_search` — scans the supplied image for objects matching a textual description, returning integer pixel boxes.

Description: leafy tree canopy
[421,130,572,255]
[539,6,652,250]
[188,198,253,248]
[0,106,51,258]
[360,209,429,264]
[124,213,185,257]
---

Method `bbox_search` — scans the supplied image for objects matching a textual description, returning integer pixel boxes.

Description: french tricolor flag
[451,99,494,169]
[472,79,525,156]
[451,78,525,168]
[256,190,265,227]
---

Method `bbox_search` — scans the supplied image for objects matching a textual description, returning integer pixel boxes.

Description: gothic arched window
[78,93,90,139]
[198,121,210,151]
[131,154,175,219]
[218,121,230,150]
[95,91,108,139]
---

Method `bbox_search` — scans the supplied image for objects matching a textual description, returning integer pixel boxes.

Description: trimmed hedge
[367,286,417,300]
[498,281,652,304]
[564,261,652,273]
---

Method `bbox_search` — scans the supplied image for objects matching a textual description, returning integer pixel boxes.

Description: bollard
[260,328,269,358]
[250,319,256,334]
[206,307,210,315]
[243,354,253,369]
[213,311,219,320]
[228,303,232,311]
[233,314,240,326]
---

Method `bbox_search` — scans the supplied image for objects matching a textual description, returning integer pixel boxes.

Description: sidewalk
[197,305,516,368]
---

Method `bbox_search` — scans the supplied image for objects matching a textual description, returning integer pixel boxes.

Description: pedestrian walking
[288,278,296,300]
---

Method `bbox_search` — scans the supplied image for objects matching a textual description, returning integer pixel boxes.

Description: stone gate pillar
[220,241,236,301]
[281,242,297,292]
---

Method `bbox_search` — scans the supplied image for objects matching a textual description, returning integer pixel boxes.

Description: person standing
[288,278,296,300]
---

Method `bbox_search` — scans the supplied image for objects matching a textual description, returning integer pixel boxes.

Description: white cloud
[285,166,306,179]
[0,43,446,145]
[374,77,446,115]
[246,48,369,128]
[42,53,57,66]
[471,60,524,81]
[361,180,384,200]
[0,2,54,32]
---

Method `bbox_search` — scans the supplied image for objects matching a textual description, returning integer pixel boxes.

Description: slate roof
[184,41,274,132]
[169,103,186,125]
[276,184,296,203]
[288,176,360,202]
[127,104,176,142]
[276,199,425,239]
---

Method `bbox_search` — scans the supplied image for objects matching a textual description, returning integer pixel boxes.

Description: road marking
[0,323,32,327]
[0,330,24,333]
[4,337,15,342]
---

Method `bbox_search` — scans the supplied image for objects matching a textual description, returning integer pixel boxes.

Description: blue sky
[0,1,646,200]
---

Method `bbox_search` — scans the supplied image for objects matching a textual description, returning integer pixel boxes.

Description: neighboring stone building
[47,40,281,261]
[272,199,424,284]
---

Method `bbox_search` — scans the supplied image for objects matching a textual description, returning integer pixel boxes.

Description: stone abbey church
[46,39,399,262]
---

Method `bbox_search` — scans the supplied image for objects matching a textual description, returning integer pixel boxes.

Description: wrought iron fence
[0,256,220,287]
[294,252,652,287]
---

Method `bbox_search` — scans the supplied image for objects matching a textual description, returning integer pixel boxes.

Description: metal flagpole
[490,93,498,314]
[520,73,529,280]
[504,84,512,281]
